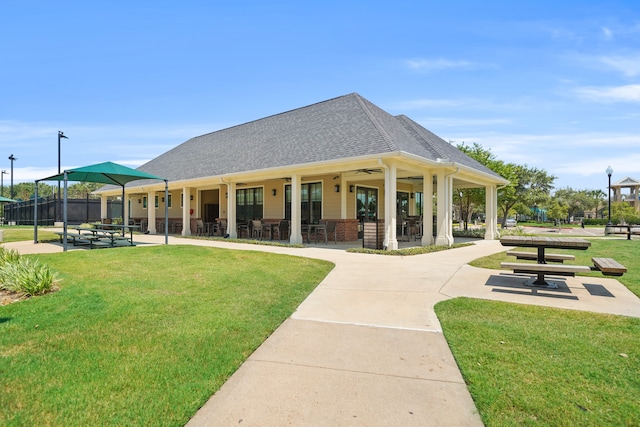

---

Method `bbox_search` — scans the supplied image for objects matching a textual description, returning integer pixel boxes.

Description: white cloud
[575,84,640,102]
[406,58,494,72]
[601,26,614,41]
[598,54,640,77]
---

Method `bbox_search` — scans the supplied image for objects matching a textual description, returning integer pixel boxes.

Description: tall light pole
[57,131,69,222]
[1,170,6,197]
[8,154,16,199]
[606,165,613,226]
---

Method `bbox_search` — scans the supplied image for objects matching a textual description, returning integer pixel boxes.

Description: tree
[457,142,556,227]
[493,163,555,227]
[553,187,593,221]
[456,143,501,229]
[547,200,569,227]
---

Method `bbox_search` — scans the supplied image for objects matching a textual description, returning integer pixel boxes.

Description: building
[96,93,508,249]
[611,176,640,213]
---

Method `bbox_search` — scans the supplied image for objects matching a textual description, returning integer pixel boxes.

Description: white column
[422,171,434,245]
[182,187,192,236]
[383,162,398,250]
[435,171,453,246]
[123,195,130,226]
[340,175,347,219]
[147,191,156,234]
[100,195,108,220]
[290,174,303,244]
[227,183,237,238]
[484,185,498,240]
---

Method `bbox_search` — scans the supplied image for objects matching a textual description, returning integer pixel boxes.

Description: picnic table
[57,224,140,248]
[500,236,592,288]
[500,235,627,289]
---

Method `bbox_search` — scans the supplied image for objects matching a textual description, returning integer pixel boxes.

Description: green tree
[457,142,556,227]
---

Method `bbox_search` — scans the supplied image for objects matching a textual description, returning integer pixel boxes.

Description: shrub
[453,228,486,239]
[0,248,57,296]
[0,246,21,265]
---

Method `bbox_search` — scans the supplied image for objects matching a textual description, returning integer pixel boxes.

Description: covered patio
[95,94,508,249]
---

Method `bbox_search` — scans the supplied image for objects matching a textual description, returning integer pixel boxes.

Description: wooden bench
[501,262,592,277]
[591,257,627,276]
[506,250,575,263]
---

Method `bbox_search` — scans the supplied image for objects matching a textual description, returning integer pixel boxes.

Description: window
[167,194,172,208]
[155,195,159,208]
[285,182,322,224]
[236,187,263,222]
[143,196,147,209]
[415,192,424,216]
[356,187,377,222]
[397,191,410,219]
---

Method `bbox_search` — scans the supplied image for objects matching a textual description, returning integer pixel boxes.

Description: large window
[285,182,322,224]
[236,187,263,222]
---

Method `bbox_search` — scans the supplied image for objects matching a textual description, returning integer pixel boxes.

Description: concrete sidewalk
[4,234,640,426]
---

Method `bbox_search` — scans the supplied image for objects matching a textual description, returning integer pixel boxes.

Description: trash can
[362,220,384,249]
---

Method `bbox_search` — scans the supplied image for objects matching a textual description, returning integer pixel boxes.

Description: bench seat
[500,262,592,276]
[506,250,575,263]
[592,257,627,276]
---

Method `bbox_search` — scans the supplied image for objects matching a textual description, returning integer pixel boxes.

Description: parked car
[505,218,517,227]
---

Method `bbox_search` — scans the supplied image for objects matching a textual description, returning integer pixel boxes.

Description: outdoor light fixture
[272,189,277,196]
[190,195,194,201]
[334,184,340,193]
[606,165,613,226]
[349,185,354,193]
[8,154,16,199]
[410,192,414,199]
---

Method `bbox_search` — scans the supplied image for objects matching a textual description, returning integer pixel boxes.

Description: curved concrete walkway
[4,234,640,426]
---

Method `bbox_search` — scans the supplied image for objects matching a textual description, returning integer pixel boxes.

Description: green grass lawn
[437,238,640,426]
[1,226,59,243]
[436,298,640,426]
[0,245,333,426]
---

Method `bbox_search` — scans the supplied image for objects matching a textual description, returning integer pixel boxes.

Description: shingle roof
[136,93,502,182]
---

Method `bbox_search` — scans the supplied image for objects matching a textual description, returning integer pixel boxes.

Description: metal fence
[2,195,122,226]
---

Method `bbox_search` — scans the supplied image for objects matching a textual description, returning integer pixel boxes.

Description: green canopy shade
[0,196,17,203]
[35,162,169,251]
[40,161,164,186]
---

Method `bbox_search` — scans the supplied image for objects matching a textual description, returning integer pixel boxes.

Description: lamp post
[606,165,613,226]
[57,131,68,221]
[8,154,16,199]
[1,170,6,197]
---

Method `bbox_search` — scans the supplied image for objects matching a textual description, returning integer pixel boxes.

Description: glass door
[356,187,377,238]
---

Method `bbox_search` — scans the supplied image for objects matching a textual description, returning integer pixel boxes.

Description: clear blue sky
[2,1,639,193]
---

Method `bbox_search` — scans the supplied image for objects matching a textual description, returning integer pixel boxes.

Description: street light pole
[1,170,6,197]
[8,154,16,199]
[57,131,68,222]
[606,165,613,226]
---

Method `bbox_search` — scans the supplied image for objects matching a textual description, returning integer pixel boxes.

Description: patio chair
[251,219,263,240]
[237,221,250,238]
[276,219,289,240]
[196,219,205,236]
[325,220,337,244]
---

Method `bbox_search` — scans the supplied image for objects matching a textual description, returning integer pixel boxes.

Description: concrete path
[4,233,640,426]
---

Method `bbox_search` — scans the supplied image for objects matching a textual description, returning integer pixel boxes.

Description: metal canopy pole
[34,180,39,243]
[63,171,68,252]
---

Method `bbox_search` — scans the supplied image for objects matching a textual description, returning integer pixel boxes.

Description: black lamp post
[1,170,6,197]
[606,165,613,226]
[57,131,68,221]
[8,154,16,199]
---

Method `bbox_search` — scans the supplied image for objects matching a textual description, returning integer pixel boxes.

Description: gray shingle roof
[135,93,502,182]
